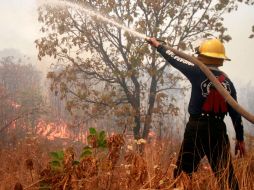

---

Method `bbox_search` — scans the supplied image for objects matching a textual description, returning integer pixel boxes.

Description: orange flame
[35,120,87,142]
[148,131,156,138]
[8,100,21,109]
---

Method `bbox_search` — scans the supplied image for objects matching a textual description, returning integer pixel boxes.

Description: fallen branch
[0,107,45,133]
[24,179,45,190]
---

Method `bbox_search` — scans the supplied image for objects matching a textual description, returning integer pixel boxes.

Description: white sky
[0,0,39,56]
[0,0,253,83]
[223,4,254,84]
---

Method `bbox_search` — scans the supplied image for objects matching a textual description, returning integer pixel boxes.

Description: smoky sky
[0,0,253,82]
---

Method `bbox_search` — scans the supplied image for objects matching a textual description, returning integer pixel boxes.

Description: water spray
[38,0,147,40]
[38,0,254,124]
[38,0,167,43]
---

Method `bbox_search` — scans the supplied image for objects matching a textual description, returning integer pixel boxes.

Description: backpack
[202,74,228,114]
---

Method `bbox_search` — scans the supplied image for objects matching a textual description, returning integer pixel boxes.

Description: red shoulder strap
[202,74,227,114]
[218,74,225,83]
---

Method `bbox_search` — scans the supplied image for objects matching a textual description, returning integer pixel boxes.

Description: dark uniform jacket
[157,45,244,141]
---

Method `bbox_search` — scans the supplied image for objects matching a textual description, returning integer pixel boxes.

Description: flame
[10,121,17,130]
[35,120,88,142]
[7,100,21,109]
[6,118,89,143]
[148,131,156,138]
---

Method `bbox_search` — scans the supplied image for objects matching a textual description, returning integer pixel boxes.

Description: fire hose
[153,41,254,124]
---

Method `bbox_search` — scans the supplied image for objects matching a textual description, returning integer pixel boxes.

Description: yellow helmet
[198,39,230,60]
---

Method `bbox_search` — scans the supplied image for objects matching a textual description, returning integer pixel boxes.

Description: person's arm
[147,37,198,80]
[157,45,197,78]
[228,84,245,156]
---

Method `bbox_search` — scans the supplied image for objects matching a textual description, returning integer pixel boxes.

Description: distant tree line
[0,56,43,139]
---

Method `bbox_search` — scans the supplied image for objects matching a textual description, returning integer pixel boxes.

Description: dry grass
[0,133,254,190]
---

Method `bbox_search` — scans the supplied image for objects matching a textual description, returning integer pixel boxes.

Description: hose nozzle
[145,37,166,44]
[156,39,166,43]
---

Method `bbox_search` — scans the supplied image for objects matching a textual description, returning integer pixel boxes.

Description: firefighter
[147,38,245,190]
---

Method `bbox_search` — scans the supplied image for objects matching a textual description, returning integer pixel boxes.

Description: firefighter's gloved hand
[146,37,161,48]
[235,140,245,157]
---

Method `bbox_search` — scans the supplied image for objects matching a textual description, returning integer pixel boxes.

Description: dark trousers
[174,116,239,190]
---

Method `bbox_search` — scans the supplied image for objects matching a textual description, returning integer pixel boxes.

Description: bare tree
[36,0,251,139]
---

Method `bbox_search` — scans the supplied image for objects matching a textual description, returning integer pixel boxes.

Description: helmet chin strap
[207,65,221,71]
[197,55,224,66]
[207,65,228,78]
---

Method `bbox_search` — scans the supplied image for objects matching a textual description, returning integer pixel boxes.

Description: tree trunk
[133,116,141,139]
[142,77,157,139]
[142,117,152,140]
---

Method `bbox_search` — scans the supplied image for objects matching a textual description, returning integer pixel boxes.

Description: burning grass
[1,129,254,190]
